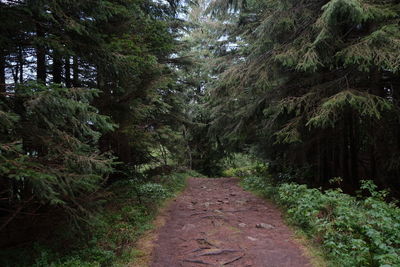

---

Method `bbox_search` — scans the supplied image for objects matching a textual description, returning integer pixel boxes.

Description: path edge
[127,182,187,267]
[238,177,328,267]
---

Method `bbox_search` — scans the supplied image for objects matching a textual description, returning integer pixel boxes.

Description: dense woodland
[0,0,193,248]
[1,0,400,265]
[207,0,400,193]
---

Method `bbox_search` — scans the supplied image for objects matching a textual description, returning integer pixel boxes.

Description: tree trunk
[333,141,340,179]
[341,121,350,189]
[322,141,328,188]
[96,66,105,90]
[370,145,377,182]
[183,126,192,169]
[18,46,24,83]
[0,51,6,93]
[72,56,79,87]
[65,56,71,88]
[349,112,359,189]
[317,139,322,186]
[36,24,46,84]
[12,64,18,84]
[52,51,62,84]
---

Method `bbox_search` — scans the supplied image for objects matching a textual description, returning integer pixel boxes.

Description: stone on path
[256,223,275,229]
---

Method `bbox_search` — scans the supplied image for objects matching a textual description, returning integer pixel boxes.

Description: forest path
[149,178,313,267]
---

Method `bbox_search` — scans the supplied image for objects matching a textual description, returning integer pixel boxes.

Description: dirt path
[150,178,313,267]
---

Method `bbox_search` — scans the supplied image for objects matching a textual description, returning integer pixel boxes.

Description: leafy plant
[243,177,400,267]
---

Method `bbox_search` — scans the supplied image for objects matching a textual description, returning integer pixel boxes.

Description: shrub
[1,170,194,267]
[243,177,400,267]
[138,183,169,205]
[222,164,268,178]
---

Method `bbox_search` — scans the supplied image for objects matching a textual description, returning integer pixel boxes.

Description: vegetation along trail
[151,178,312,267]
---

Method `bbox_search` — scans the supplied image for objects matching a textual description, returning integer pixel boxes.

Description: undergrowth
[0,169,204,267]
[242,176,400,267]
[220,153,268,178]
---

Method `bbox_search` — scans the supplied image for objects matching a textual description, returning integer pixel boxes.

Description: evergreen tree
[0,0,190,244]
[0,83,114,232]
[209,0,400,191]
[175,0,241,175]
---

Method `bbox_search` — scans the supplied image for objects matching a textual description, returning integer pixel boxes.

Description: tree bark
[0,51,6,93]
[333,141,340,179]
[370,145,377,182]
[36,24,46,84]
[341,121,350,189]
[317,139,322,186]
[65,56,71,88]
[72,56,79,87]
[18,46,24,83]
[96,66,105,90]
[349,112,359,189]
[52,50,62,84]
[12,64,18,84]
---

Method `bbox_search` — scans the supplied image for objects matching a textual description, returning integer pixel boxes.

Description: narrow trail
[151,178,313,267]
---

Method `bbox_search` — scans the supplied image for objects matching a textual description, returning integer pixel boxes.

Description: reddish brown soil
[151,178,313,267]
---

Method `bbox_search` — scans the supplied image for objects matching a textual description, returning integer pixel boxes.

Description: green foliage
[173,0,242,175]
[224,164,268,178]
[0,83,115,222]
[222,166,253,177]
[307,90,393,128]
[138,183,170,206]
[220,153,268,177]
[243,176,400,267]
[155,169,204,191]
[1,0,189,171]
[320,0,365,27]
[0,170,194,267]
[207,0,400,190]
[0,0,192,252]
[338,24,400,72]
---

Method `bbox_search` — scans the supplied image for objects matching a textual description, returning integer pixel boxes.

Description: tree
[0,0,190,246]
[0,83,114,233]
[208,0,400,192]
[173,0,242,175]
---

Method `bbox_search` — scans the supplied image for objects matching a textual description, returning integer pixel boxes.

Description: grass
[292,229,330,267]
